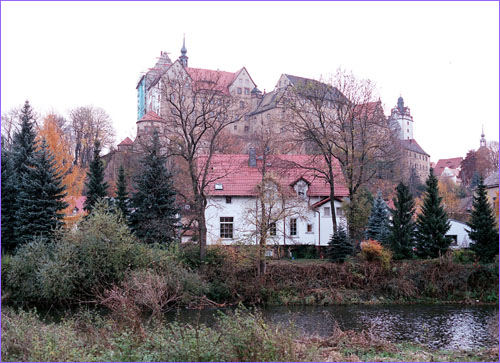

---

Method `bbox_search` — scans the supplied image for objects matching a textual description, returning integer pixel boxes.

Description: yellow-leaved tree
[38,114,87,225]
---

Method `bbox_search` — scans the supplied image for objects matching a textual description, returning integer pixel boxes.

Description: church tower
[179,35,188,67]
[390,96,414,140]
[480,125,487,148]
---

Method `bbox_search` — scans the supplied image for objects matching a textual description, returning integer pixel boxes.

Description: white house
[200,152,349,255]
[446,219,472,249]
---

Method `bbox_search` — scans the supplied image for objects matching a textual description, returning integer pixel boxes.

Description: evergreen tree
[5,100,39,250]
[84,140,109,213]
[12,100,38,175]
[470,171,481,189]
[365,191,390,244]
[467,177,499,262]
[327,225,353,263]
[1,145,17,252]
[14,139,68,243]
[130,131,179,245]
[115,165,129,219]
[415,168,452,258]
[389,182,416,260]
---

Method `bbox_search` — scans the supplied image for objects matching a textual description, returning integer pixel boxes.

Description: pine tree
[365,191,390,244]
[115,165,129,219]
[1,145,17,252]
[6,100,39,250]
[84,140,109,213]
[467,177,499,262]
[130,131,179,245]
[389,182,416,260]
[12,100,38,175]
[415,168,452,258]
[327,225,353,263]
[15,139,68,243]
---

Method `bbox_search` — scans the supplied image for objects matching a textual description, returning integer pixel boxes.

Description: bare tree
[246,126,306,274]
[159,66,249,259]
[285,69,401,238]
[487,141,499,171]
[69,106,115,167]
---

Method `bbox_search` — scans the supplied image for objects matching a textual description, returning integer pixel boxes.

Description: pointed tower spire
[179,34,188,67]
[480,125,487,148]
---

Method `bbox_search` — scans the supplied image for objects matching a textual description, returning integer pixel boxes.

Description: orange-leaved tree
[38,114,86,221]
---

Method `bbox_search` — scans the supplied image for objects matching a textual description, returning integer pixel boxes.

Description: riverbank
[180,245,499,307]
[2,307,498,362]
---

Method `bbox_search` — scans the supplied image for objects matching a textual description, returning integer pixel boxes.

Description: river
[166,304,499,350]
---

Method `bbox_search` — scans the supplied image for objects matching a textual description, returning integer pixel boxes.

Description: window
[234,125,237,130]
[244,125,249,132]
[220,217,234,239]
[448,235,458,246]
[244,88,250,95]
[225,196,232,204]
[323,207,331,217]
[336,207,344,217]
[306,224,313,233]
[269,222,276,236]
[265,250,273,257]
[290,219,297,236]
[237,87,242,94]
[240,101,245,108]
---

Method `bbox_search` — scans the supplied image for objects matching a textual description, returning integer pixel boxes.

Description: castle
[106,39,431,184]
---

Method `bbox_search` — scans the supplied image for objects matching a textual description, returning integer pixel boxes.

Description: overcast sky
[2,1,498,161]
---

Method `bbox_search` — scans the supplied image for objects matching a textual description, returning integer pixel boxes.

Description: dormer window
[294,179,308,199]
[215,183,223,190]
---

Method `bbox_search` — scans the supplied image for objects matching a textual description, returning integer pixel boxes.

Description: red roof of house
[201,154,349,198]
[118,137,134,146]
[434,157,463,176]
[64,196,86,215]
[138,111,164,123]
[186,67,237,95]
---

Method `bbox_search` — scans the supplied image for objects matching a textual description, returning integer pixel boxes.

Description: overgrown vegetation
[2,307,497,362]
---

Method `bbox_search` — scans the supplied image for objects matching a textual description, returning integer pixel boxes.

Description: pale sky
[2,1,498,162]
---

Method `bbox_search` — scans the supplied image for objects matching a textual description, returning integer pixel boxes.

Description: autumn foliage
[360,240,392,270]
[38,114,86,220]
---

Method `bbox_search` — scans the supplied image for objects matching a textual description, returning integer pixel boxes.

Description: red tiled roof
[64,196,86,215]
[186,67,237,95]
[434,157,463,176]
[354,101,383,119]
[201,154,349,198]
[118,137,134,146]
[138,111,164,122]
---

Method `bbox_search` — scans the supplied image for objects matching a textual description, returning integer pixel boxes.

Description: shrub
[6,237,53,303]
[360,239,392,271]
[452,248,477,264]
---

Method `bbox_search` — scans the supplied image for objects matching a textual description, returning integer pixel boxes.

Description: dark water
[166,304,499,350]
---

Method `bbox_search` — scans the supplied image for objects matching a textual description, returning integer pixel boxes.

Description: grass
[2,307,498,362]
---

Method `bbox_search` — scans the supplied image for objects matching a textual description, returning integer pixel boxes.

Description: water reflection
[166,304,498,350]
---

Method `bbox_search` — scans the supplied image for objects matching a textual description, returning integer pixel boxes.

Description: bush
[4,203,201,305]
[452,249,477,264]
[360,239,392,271]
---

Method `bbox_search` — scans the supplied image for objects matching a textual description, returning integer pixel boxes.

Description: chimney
[249,147,256,167]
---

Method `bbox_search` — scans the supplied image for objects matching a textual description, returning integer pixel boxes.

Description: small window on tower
[237,88,242,94]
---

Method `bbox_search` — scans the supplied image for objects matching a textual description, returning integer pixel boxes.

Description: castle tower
[390,96,414,140]
[480,125,487,148]
[179,35,188,67]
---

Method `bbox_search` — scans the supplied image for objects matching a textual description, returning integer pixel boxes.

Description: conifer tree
[389,182,416,259]
[5,100,39,249]
[327,225,353,263]
[130,131,179,245]
[1,145,17,251]
[15,139,68,243]
[115,165,129,219]
[84,140,109,213]
[12,100,38,175]
[415,168,452,258]
[467,177,499,262]
[365,191,390,244]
